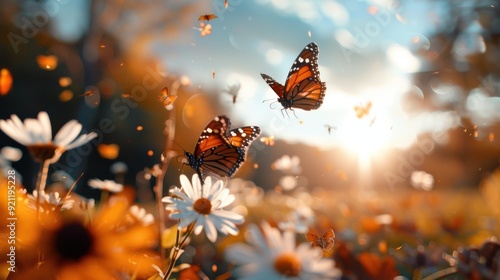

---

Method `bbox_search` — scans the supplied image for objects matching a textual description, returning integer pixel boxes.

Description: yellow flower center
[53,222,94,261]
[28,143,58,162]
[193,198,212,215]
[274,252,302,277]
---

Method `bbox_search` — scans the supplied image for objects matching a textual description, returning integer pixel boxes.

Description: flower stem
[100,190,110,205]
[35,159,50,217]
[155,81,180,260]
[162,222,195,280]
[35,159,49,267]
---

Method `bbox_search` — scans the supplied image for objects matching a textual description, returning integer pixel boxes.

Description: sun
[338,114,392,166]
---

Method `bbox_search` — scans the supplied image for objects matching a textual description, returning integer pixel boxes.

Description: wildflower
[444,239,500,279]
[278,205,315,233]
[162,174,244,243]
[27,190,74,212]
[0,146,21,177]
[144,164,162,180]
[225,222,341,279]
[271,155,302,174]
[8,200,158,279]
[79,198,95,210]
[88,178,123,193]
[127,205,155,226]
[199,22,212,36]
[0,111,97,162]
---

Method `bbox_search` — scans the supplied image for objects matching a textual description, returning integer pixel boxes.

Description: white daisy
[278,205,315,234]
[271,155,302,175]
[162,174,244,243]
[128,205,155,226]
[225,222,341,280]
[88,179,124,193]
[27,190,74,212]
[0,111,97,162]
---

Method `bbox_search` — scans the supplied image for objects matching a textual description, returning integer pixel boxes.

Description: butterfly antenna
[171,139,187,152]
[262,98,275,103]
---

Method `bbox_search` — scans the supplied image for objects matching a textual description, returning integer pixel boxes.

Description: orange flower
[5,199,158,280]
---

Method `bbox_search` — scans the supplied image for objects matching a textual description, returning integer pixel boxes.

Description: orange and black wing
[282,42,325,110]
[188,116,260,182]
[228,126,261,149]
[194,115,231,156]
[201,125,261,178]
[285,77,325,110]
[198,144,245,178]
[198,14,218,21]
[261,73,285,98]
[260,42,325,111]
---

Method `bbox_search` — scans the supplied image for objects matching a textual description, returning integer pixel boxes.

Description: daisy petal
[180,174,195,198]
[54,120,82,147]
[0,119,31,146]
[38,111,52,143]
[64,132,97,150]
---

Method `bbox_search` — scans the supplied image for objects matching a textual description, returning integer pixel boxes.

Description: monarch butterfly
[305,229,335,251]
[261,42,326,117]
[354,101,372,119]
[184,115,261,184]
[198,14,218,21]
[158,87,177,107]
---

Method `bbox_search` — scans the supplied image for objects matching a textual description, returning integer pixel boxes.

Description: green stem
[162,222,195,280]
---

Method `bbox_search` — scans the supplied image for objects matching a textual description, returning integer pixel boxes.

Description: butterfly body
[261,42,326,115]
[185,115,261,183]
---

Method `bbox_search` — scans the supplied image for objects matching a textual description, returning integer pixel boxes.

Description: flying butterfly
[324,124,337,135]
[198,14,218,21]
[79,90,96,97]
[183,115,261,184]
[261,42,326,117]
[306,229,335,251]
[158,87,177,107]
[354,101,372,119]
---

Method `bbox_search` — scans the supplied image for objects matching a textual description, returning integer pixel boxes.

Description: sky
[42,0,494,156]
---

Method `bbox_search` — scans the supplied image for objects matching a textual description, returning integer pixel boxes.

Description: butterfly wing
[228,126,261,149]
[198,14,218,21]
[282,42,326,110]
[306,233,325,249]
[261,42,325,111]
[198,144,245,178]
[261,73,285,98]
[305,233,319,243]
[194,115,231,156]
[320,229,335,250]
[189,116,260,182]
[285,77,326,110]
